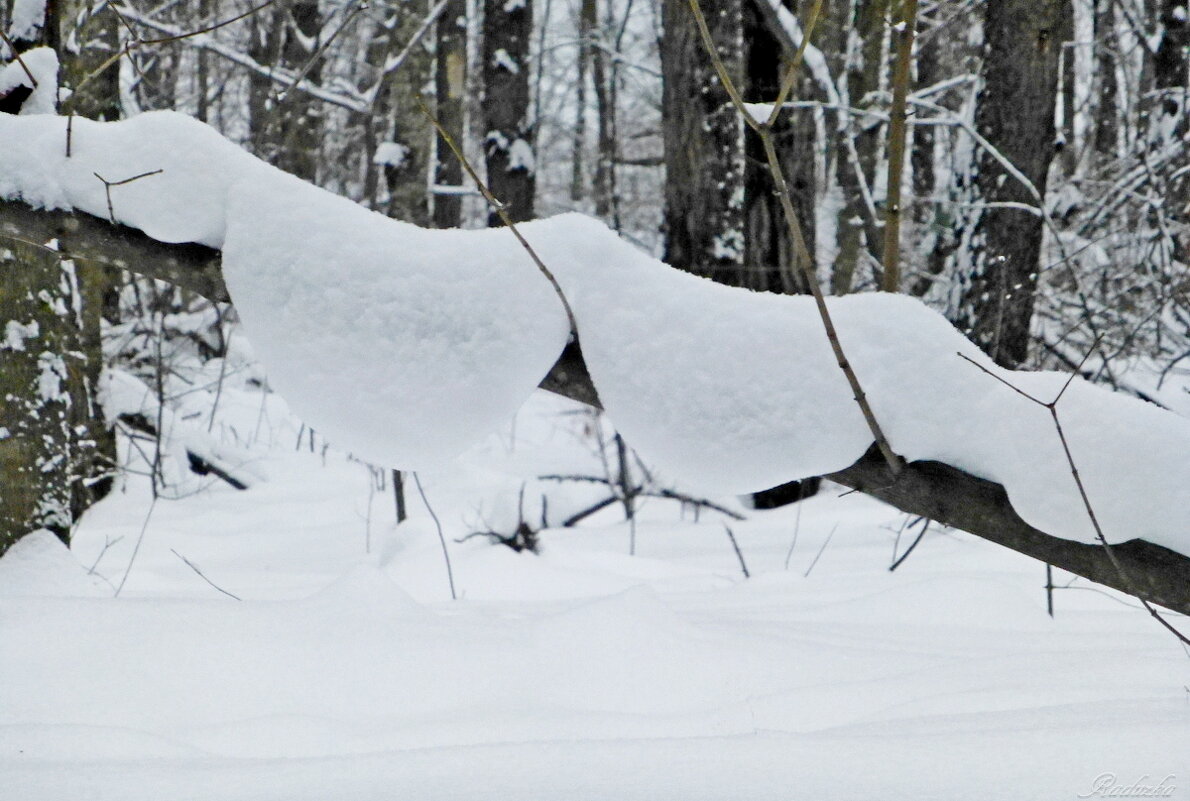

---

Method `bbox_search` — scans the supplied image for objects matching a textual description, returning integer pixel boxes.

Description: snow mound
[0,47,57,115]
[221,177,569,468]
[306,562,421,613]
[0,530,107,598]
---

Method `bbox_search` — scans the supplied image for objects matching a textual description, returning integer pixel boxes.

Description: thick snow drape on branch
[2,111,1188,553]
[0,48,58,115]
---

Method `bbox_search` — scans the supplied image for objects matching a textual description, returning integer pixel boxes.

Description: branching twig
[957,347,1190,647]
[93,169,163,224]
[890,518,928,572]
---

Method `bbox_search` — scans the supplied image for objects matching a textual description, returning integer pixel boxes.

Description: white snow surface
[222,177,568,467]
[5,0,46,41]
[0,47,57,115]
[1,388,1187,800]
[0,112,261,245]
[1,111,1188,552]
[0,529,107,598]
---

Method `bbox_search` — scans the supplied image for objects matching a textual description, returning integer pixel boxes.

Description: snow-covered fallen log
[2,111,1188,613]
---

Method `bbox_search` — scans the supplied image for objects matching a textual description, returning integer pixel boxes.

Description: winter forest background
[1,0,1189,797]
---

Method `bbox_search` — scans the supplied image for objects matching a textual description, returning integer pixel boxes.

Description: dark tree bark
[433,0,468,228]
[482,0,535,224]
[829,0,887,295]
[1149,0,1190,260]
[955,0,1069,369]
[362,3,432,225]
[571,0,594,204]
[0,2,118,553]
[0,240,86,551]
[590,0,618,223]
[743,0,814,295]
[1091,0,1118,158]
[248,2,324,181]
[6,196,1189,615]
[661,0,745,282]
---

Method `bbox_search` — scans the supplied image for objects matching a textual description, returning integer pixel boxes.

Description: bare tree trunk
[831,0,888,294]
[433,0,468,228]
[571,0,594,203]
[0,242,82,552]
[0,2,117,553]
[1091,0,1118,158]
[482,0,536,224]
[743,0,814,295]
[365,2,433,225]
[1149,0,1190,260]
[429,0,468,228]
[955,0,1069,369]
[591,0,617,222]
[59,0,120,121]
[248,3,324,181]
[661,0,745,282]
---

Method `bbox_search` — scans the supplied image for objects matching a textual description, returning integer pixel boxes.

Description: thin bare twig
[171,548,242,599]
[804,523,837,578]
[765,0,823,128]
[413,471,457,600]
[114,496,157,597]
[0,28,38,87]
[415,93,579,337]
[722,524,751,578]
[890,518,928,571]
[93,169,164,224]
[783,502,803,570]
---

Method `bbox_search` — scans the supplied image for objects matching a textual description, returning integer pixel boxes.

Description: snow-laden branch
[2,111,1189,613]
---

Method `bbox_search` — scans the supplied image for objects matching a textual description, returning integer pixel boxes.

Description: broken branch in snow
[2,198,1189,616]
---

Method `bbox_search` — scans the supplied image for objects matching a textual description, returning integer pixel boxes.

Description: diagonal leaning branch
[3,196,1189,616]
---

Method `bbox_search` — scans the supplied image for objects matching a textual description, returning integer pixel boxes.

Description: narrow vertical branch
[880,0,918,292]
[413,471,457,601]
[723,524,751,578]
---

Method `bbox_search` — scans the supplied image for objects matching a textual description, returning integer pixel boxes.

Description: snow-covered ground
[2,378,1187,800]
